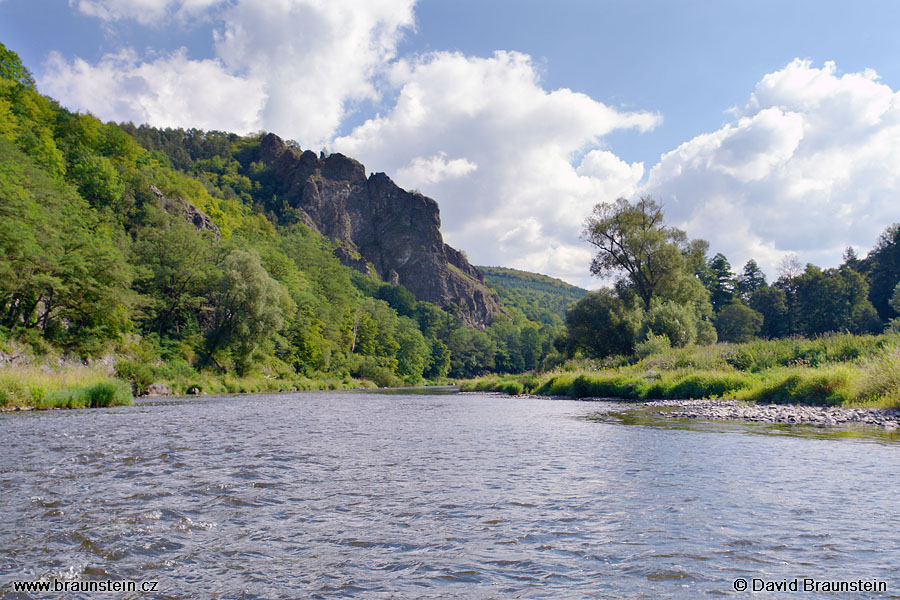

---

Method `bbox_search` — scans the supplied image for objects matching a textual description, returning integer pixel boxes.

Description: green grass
[461,332,900,408]
[0,367,132,409]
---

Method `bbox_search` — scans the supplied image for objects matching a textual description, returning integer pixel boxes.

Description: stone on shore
[143,383,173,397]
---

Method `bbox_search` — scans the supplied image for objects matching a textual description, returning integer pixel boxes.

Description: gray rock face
[257,134,503,327]
[150,185,221,239]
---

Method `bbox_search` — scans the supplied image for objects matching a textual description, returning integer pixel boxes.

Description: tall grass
[461,332,900,408]
[0,367,132,409]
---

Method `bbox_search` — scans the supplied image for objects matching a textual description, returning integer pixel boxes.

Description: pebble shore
[646,399,900,429]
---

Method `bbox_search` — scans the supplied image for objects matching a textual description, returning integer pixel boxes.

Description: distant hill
[477,266,588,327]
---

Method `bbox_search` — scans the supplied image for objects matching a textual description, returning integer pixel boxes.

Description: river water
[2,390,899,599]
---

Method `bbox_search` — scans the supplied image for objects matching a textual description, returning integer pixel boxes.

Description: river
[2,390,899,598]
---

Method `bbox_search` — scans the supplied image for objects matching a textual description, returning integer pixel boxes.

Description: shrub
[115,359,156,395]
[635,332,671,359]
[41,380,132,408]
[500,381,524,395]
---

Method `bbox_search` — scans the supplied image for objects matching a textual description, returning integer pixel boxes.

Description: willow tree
[583,196,698,311]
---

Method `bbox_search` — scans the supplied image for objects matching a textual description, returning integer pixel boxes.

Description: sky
[3,0,900,289]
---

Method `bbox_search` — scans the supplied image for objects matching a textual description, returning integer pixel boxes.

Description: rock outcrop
[256,133,502,327]
[150,185,221,239]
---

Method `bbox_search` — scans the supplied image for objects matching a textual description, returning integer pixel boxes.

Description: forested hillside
[477,266,587,327]
[0,42,556,398]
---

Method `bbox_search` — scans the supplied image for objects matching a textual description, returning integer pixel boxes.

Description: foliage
[860,223,900,322]
[204,249,293,374]
[715,302,763,343]
[736,259,767,300]
[701,252,736,312]
[634,332,671,360]
[0,138,133,352]
[0,41,35,88]
[641,301,701,348]
[583,196,700,310]
[0,365,131,409]
[564,290,642,358]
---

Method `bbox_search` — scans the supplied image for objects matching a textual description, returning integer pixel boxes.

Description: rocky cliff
[256,133,502,327]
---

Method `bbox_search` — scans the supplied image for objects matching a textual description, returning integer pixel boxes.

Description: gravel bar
[645,399,900,429]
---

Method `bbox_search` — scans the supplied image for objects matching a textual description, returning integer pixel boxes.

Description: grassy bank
[0,367,132,409]
[462,333,900,409]
[0,362,381,410]
[0,337,385,410]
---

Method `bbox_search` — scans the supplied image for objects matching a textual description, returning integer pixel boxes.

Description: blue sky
[3,0,900,288]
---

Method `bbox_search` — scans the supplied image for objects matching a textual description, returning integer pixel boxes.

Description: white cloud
[47,0,416,145]
[213,0,415,145]
[335,50,659,286]
[643,59,900,278]
[69,0,221,24]
[394,153,478,187]
[41,48,265,133]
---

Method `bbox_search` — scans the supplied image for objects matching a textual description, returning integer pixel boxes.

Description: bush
[41,380,132,408]
[115,359,156,395]
[635,332,671,359]
[500,381,524,395]
[641,302,699,348]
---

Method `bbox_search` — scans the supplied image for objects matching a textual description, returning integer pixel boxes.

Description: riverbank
[0,364,384,410]
[461,332,900,410]
[0,340,385,410]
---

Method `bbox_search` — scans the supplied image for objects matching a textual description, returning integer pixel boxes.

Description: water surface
[2,391,899,598]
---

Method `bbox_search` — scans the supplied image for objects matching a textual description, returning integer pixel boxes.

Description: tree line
[563,195,900,360]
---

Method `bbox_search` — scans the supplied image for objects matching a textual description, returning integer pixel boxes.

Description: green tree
[204,249,292,374]
[424,338,451,379]
[519,324,543,371]
[0,42,35,88]
[862,223,900,322]
[487,317,525,373]
[715,302,763,343]
[702,253,736,312]
[583,196,690,310]
[736,259,767,300]
[375,284,417,318]
[447,328,496,377]
[0,138,133,350]
[132,209,219,337]
[394,316,429,383]
[564,290,641,358]
[841,247,862,272]
[69,154,125,210]
[640,301,701,348]
[749,286,789,339]
[793,266,880,335]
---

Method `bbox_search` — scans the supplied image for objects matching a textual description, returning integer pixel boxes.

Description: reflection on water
[1,392,899,599]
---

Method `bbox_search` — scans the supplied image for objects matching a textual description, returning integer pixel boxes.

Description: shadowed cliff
[254,133,503,327]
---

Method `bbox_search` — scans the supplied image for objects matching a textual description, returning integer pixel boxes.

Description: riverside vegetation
[464,197,900,410]
[462,332,900,409]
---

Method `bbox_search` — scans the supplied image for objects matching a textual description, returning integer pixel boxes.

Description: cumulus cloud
[394,153,478,187]
[643,59,900,277]
[335,50,659,286]
[46,0,415,144]
[41,47,265,132]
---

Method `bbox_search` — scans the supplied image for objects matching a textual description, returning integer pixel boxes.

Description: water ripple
[1,392,899,598]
